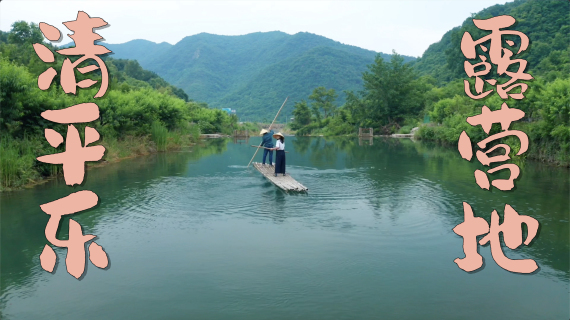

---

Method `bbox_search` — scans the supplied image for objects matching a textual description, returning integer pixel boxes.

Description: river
[1,137,568,320]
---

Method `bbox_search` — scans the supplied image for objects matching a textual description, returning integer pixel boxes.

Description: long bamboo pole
[247,96,288,167]
[251,145,289,153]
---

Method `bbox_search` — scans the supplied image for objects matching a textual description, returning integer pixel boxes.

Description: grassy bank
[415,120,570,167]
[0,122,201,191]
[1,23,239,191]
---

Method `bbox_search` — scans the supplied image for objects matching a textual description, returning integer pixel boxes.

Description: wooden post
[233,130,250,137]
[359,127,373,137]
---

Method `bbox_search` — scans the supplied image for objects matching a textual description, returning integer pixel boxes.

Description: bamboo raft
[252,162,308,192]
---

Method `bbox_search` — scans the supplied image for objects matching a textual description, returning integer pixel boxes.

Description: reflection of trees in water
[0,191,48,298]
[269,189,288,224]
[232,137,250,145]
[293,137,345,166]
[300,137,569,276]
[309,138,340,167]
[257,187,307,225]
[0,138,232,295]
[349,138,430,222]
[410,140,569,275]
[291,136,311,155]
[1,137,567,297]
[192,138,230,158]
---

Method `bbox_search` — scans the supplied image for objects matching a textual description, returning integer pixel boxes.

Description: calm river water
[1,137,568,320]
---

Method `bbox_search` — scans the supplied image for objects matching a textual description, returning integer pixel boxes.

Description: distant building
[222,108,236,115]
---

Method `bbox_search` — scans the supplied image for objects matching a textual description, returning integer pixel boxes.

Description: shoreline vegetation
[2,0,569,190]
[286,0,569,167]
[0,22,256,191]
[1,134,194,191]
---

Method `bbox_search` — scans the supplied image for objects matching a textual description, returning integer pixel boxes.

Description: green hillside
[214,46,377,121]
[288,0,569,165]
[411,0,569,83]
[106,39,173,66]
[106,31,415,121]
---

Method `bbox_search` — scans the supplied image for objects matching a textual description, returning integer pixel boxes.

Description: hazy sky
[1,0,511,57]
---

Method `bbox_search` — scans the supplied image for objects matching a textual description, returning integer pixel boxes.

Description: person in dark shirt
[259,128,274,166]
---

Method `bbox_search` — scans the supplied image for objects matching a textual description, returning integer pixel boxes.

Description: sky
[1,0,512,57]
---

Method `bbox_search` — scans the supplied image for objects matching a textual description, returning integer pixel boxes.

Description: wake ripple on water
[113,174,269,227]
[227,165,249,169]
[301,174,457,244]
[109,164,459,247]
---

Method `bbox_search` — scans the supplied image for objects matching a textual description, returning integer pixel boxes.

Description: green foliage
[412,0,570,84]
[417,77,570,165]
[288,0,569,168]
[106,58,189,101]
[151,121,168,151]
[398,125,413,134]
[106,32,415,121]
[407,0,570,165]
[7,21,43,46]
[0,58,54,138]
[0,21,238,189]
[234,121,260,134]
[322,110,355,136]
[0,136,41,189]
[324,52,429,134]
[291,100,312,130]
[309,86,338,119]
[536,78,570,130]
[291,87,346,135]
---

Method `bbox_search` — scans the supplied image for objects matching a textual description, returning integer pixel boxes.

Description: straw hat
[273,132,284,139]
[260,129,268,135]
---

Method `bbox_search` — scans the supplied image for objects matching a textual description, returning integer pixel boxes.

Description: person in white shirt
[269,132,286,177]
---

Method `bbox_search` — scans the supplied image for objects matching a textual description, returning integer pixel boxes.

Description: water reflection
[0,139,231,293]
[233,137,250,145]
[1,137,568,320]
[358,137,373,146]
[291,136,569,279]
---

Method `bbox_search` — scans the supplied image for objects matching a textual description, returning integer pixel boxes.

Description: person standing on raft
[269,132,286,177]
[259,128,274,166]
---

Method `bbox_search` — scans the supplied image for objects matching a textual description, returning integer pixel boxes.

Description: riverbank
[293,129,570,167]
[415,124,570,167]
[7,127,565,192]
[2,122,268,192]
[0,133,202,192]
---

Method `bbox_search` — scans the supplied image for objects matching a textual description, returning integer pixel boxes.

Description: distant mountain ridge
[104,39,173,66]
[102,31,416,121]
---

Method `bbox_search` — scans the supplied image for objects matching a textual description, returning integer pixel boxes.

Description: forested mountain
[289,0,569,165]
[104,39,173,66]
[104,31,415,121]
[411,0,569,83]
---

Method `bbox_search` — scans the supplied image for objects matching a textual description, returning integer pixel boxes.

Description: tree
[309,86,338,119]
[8,21,43,45]
[291,100,311,130]
[361,51,421,127]
[343,90,366,126]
